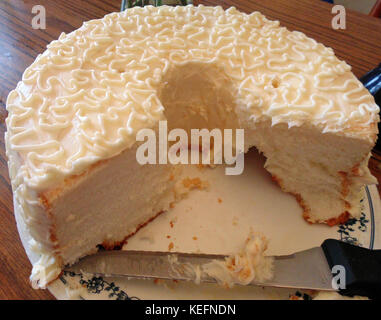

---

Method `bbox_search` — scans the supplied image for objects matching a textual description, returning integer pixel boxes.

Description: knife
[66,239,381,299]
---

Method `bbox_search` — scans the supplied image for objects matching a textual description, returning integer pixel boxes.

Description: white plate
[16,149,381,299]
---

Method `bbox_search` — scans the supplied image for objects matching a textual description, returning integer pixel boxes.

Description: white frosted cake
[5,5,379,288]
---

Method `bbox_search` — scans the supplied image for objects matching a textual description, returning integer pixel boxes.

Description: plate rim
[44,184,381,300]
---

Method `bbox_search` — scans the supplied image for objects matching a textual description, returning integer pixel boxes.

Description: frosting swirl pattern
[6,5,379,191]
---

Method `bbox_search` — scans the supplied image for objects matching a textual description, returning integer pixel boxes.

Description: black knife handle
[360,63,381,153]
[360,63,381,97]
[321,239,381,299]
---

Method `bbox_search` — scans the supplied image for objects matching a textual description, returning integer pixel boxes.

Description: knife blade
[65,246,335,292]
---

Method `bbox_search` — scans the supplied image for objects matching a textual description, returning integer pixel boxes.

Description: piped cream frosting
[6,4,379,193]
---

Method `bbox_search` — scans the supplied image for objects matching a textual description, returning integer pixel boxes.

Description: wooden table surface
[0,0,380,300]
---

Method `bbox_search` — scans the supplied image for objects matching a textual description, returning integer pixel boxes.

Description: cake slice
[5,5,379,288]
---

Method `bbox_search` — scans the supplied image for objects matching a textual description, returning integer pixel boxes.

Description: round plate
[16,149,381,299]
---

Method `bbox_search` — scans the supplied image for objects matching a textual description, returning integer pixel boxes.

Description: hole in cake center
[158,62,240,136]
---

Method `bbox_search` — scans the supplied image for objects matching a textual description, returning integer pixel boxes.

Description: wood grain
[0,0,380,300]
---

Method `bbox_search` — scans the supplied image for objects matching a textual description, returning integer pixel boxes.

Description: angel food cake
[5,5,379,288]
